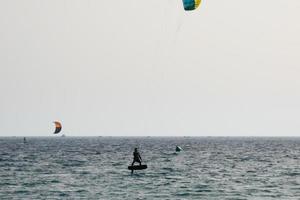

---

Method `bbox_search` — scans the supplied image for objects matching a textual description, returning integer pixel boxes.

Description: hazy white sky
[1,0,300,136]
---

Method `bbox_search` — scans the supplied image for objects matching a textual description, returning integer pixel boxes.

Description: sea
[0,137,299,200]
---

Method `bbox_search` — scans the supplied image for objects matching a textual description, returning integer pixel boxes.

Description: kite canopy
[53,121,62,134]
[182,0,201,11]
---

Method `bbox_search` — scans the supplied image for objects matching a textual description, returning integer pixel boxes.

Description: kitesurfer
[131,148,142,166]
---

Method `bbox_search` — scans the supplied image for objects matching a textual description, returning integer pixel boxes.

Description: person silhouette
[131,148,142,166]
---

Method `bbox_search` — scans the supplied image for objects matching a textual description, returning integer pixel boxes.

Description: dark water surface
[0,137,299,199]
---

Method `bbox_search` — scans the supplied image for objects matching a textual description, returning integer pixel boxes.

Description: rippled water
[0,137,299,199]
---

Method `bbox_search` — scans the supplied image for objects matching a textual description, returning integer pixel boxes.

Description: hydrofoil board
[128,165,147,170]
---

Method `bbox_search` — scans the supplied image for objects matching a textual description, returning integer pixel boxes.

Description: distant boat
[176,146,182,152]
[23,137,27,143]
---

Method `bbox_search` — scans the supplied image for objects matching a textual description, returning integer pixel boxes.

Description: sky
[1,0,300,137]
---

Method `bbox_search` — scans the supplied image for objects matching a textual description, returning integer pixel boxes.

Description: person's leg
[132,161,135,166]
[138,160,141,166]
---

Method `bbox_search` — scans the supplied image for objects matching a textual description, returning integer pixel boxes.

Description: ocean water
[0,137,299,199]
